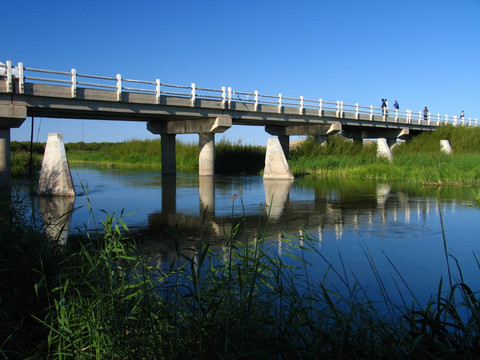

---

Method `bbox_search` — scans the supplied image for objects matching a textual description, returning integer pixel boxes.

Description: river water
[17,164,480,306]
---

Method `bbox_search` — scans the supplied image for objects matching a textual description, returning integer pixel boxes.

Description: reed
[2,191,479,359]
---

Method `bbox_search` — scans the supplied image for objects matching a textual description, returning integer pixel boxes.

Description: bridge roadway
[0,61,476,187]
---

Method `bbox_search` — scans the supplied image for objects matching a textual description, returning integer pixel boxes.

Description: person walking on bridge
[381,99,386,115]
[424,106,429,121]
[460,110,465,120]
[393,100,399,111]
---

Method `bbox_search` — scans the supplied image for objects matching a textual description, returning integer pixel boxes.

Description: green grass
[1,192,480,359]
[289,126,480,185]
[11,125,480,184]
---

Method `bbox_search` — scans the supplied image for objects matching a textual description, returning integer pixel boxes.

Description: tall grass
[2,191,480,359]
[289,126,480,185]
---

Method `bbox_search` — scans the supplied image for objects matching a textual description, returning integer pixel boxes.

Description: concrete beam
[147,115,232,135]
[265,122,341,136]
[343,128,404,140]
[0,105,27,127]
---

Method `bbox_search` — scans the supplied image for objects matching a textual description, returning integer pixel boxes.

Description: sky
[4,0,480,145]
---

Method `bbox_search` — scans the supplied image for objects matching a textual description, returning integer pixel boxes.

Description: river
[14,164,480,306]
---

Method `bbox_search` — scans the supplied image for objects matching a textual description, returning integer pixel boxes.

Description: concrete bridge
[0,60,477,187]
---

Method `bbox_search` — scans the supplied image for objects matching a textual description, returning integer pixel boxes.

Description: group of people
[381,99,466,122]
[380,99,400,115]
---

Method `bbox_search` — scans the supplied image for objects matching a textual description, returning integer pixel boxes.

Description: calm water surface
[18,164,480,305]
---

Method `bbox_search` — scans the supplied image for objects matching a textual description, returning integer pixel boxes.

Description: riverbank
[11,125,480,185]
[1,194,479,359]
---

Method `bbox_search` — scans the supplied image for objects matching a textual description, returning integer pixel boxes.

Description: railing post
[395,108,398,122]
[228,87,232,108]
[71,68,77,98]
[340,101,344,118]
[191,83,196,107]
[469,117,472,126]
[116,74,122,101]
[278,93,282,113]
[336,100,340,118]
[461,116,465,126]
[437,114,440,126]
[476,118,478,127]
[445,114,448,125]
[254,90,259,111]
[428,113,431,125]
[299,96,304,115]
[418,111,421,124]
[155,79,161,104]
[453,115,457,126]
[18,62,24,94]
[355,103,359,119]
[319,98,323,116]
[369,105,373,120]
[6,60,12,93]
[221,86,226,109]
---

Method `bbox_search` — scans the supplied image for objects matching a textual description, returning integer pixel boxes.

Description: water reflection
[37,195,75,244]
[10,166,479,305]
[264,179,294,221]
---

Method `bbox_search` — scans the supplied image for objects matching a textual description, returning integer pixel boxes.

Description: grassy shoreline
[11,125,480,185]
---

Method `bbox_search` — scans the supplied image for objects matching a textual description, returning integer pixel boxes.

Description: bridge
[0,60,477,187]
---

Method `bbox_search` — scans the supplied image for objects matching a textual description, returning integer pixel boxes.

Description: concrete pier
[199,133,215,176]
[0,105,26,187]
[263,138,294,180]
[37,133,75,196]
[440,139,452,154]
[377,138,393,162]
[148,116,232,176]
[0,128,11,187]
[161,134,176,175]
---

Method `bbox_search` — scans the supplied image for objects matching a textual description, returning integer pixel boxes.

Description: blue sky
[5,0,480,145]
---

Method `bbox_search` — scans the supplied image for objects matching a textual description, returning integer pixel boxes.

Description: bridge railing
[1,60,477,127]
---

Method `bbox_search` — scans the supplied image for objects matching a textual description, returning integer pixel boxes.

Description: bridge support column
[199,132,215,176]
[315,135,328,146]
[278,135,290,159]
[199,174,215,215]
[387,138,397,148]
[161,134,176,175]
[0,128,12,188]
[0,105,27,188]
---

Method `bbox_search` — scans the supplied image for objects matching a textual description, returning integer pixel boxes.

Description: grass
[289,125,480,185]
[10,124,480,184]
[1,190,480,359]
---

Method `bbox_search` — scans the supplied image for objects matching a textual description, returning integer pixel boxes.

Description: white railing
[1,60,477,127]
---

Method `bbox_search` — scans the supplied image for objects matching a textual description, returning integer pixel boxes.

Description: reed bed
[289,125,480,185]
[1,192,479,359]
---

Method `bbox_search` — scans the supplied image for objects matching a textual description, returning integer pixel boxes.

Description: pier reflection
[143,175,462,268]
[38,195,75,244]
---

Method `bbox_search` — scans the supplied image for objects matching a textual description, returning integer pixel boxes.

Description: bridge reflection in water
[35,173,461,253]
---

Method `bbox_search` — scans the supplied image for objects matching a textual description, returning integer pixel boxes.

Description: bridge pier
[199,132,215,176]
[0,128,12,187]
[161,134,176,175]
[266,122,342,159]
[147,116,232,177]
[278,135,290,159]
[0,105,27,188]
